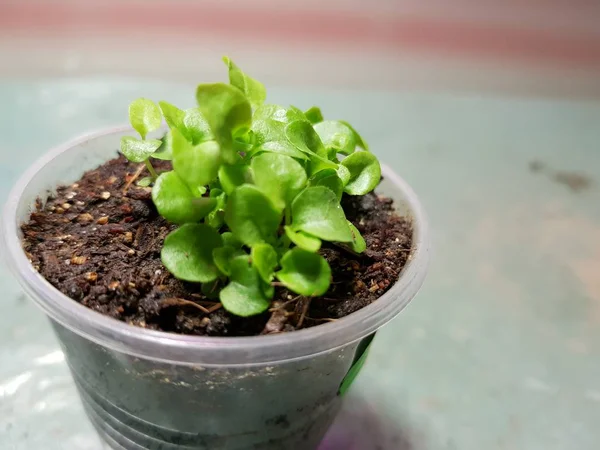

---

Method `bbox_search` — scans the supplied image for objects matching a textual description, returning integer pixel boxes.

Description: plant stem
[145,159,158,179]
[280,208,293,248]
[285,207,292,225]
[122,163,146,194]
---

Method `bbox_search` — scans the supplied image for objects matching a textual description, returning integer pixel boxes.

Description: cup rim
[1,126,430,366]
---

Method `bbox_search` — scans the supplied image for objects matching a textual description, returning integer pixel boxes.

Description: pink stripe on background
[2,3,600,69]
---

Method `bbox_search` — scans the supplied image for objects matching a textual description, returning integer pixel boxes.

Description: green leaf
[340,120,369,151]
[308,169,344,201]
[224,185,282,246]
[347,221,366,253]
[206,189,227,228]
[220,256,271,316]
[120,137,162,162]
[285,120,327,158]
[340,151,381,195]
[218,164,253,195]
[251,104,306,150]
[158,104,213,146]
[182,108,213,145]
[222,232,243,249]
[196,83,252,164]
[172,128,221,193]
[251,153,307,208]
[304,106,324,124]
[253,104,305,125]
[314,120,356,157]
[233,136,253,154]
[261,280,275,299]
[210,187,223,198]
[223,56,267,109]
[250,105,308,161]
[251,243,278,283]
[285,120,338,174]
[158,101,185,131]
[129,98,162,139]
[161,223,222,283]
[213,246,244,277]
[152,132,173,161]
[152,171,216,224]
[289,105,307,119]
[291,186,353,242]
[276,248,331,296]
[284,226,321,252]
[253,141,308,161]
[136,176,153,187]
[337,165,351,186]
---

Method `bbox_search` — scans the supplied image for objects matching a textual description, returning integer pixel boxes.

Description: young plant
[120,98,172,186]
[121,57,381,317]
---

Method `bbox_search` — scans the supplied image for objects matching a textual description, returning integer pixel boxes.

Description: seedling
[121,98,165,185]
[121,57,381,317]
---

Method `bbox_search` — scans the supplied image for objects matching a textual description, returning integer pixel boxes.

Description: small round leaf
[261,280,275,299]
[314,120,356,156]
[220,281,271,317]
[161,224,222,283]
[222,232,243,249]
[251,243,278,283]
[253,104,305,126]
[223,56,267,109]
[340,151,381,195]
[284,120,339,175]
[340,120,369,151]
[152,132,173,161]
[251,105,308,160]
[220,256,271,316]
[254,141,308,161]
[172,128,221,191]
[291,186,353,243]
[129,98,162,139]
[152,171,216,224]
[337,165,351,186]
[206,190,227,229]
[285,120,327,159]
[347,221,366,253]
[251,153,308,208]
[120,137,162,162]
[304,106,324,124]
[218,164,253,195]
[196,83,252,164]
[136,176,153,187]
[182,108,213,145]
[308,169,344,201]
[213,246,244,276]
[284,226,321,252]
[158,101,185,131]
[224,185,282,246]
[276,249,331,296]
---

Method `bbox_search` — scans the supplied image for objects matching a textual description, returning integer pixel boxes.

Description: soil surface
[21,155,413,336]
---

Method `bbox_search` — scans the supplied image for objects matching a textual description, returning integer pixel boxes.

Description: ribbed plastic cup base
[74,372,336,450]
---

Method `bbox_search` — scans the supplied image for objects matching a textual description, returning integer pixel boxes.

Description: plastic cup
[1,126,429,450]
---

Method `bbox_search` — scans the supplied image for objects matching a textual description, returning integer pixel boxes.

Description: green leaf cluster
[120,57,381,317]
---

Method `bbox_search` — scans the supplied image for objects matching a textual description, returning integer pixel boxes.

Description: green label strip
[338,333,375,396]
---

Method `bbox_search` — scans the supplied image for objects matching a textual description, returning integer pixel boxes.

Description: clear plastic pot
[1,127,429,450]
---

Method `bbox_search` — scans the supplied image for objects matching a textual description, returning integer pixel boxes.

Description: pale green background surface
[1,79,599,449]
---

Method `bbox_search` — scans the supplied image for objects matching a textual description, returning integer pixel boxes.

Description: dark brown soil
[20,155,413,336]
